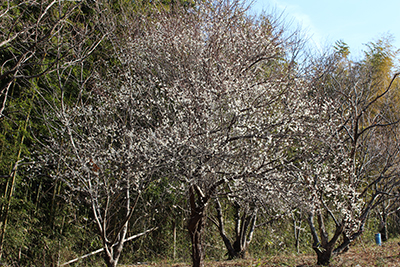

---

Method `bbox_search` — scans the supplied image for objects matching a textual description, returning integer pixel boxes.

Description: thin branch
[59,227,158,266]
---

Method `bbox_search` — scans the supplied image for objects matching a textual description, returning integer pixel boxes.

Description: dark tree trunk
[103,240,125,267]
[316,250,332,266]
[380,203,388,242]
[103,251,118,267]
[188,185,208,267]
[213,198,257,260]
[308,212,344,266]
[188,210,206,267]
[334,198,375,255]
[212,198,236,259]
[232,239,247,259]
[313,245,335,266]
[340,233,350,253]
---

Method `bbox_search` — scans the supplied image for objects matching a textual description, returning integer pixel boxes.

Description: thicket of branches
[1,0,400,267]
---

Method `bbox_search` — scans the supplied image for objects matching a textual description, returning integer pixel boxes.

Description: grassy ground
[124,237,400,267]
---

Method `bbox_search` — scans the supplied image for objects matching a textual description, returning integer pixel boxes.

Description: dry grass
[330,238,400,267]
[123,238,400,267]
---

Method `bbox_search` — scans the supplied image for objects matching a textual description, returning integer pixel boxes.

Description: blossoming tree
[118,1,311,266]
[287,47,400,265]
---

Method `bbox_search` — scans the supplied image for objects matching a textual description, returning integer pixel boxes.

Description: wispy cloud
[264,0,324,50]
[252,0,400,56]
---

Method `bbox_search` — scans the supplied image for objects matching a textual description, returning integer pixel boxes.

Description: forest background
[1,0,400,267]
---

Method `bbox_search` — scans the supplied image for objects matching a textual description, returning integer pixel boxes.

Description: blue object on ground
[375,233,382,246]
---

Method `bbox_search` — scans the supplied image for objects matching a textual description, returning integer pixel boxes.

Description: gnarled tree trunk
[231,202,257,259]
[308,211,343,266]
[212,198,257,259]
[188,185,208,267]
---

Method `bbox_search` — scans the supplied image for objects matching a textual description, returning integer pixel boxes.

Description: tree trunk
[104,252,118,267]
[314,247,334,266]
[188,207,206,267]
[340,233,350,253]
[232,210,256,259]
[188,185,207,267]
[333,196,376,255]
[213,198,236,259]
[188,214,205,267]
[213,199,257,259]
[293,213,301,253]
[173,219,177,260]
[102,239,125,267]
[380,203,388,242]
[308,212,344,266]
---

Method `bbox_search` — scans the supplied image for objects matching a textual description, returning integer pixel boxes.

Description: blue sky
[251,0,400,58]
